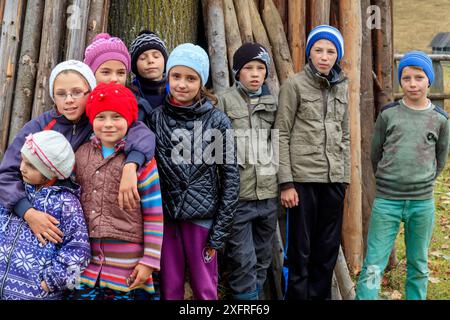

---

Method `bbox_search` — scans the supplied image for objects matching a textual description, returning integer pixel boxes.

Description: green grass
[378,160,450,300]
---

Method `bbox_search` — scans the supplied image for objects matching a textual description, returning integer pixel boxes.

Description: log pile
[0,0,110,160]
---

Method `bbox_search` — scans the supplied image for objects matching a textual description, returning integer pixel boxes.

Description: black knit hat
[232,42,270,81]
[129,30,169,76]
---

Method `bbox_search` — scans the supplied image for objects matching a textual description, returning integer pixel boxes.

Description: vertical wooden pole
[233,0,253,43]
[65,0,91,60]
[202,0,230,93]
[288,0,306,73]
[261,0,294,83]
[272,0,287,33]
[31,0,67,119]
[339,0,363,274]
[8,0,45,146]
[86,0,107,45]
[223,0,243,80]
[360,0,377,252]
[248,0,280,98]
[310,0,330,28]
[372,0,394,114]
[0,0,25,159]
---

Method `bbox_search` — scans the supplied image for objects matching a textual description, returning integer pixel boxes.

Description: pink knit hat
[84,33,131,73]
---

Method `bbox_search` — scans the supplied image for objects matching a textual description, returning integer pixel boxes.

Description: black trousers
[286,182,347,300]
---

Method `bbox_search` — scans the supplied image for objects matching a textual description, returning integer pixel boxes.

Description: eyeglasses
[54,90,90,100]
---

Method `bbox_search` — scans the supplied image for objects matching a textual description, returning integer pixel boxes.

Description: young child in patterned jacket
[0,130,91,300]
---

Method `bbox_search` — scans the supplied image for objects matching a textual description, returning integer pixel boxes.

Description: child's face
[20,155,48,185]
[168,66,201,105]
[92,111,128,148]
[309,39,338,75]
[238,60,266,92]
[95,60,128,86]
[400,66,429,102]
[136,49,165,81]
[53,72,90,122]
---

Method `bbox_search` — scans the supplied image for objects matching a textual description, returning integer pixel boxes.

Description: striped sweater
[80,156,163,294]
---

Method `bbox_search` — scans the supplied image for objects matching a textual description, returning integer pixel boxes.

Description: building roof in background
[429,32,450,48]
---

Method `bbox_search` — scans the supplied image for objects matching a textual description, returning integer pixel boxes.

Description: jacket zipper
[0,221,25,298]
[72,124,77,136]
[322,87,332,182]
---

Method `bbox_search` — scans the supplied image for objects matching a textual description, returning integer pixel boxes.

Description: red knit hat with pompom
[86,82,138,127]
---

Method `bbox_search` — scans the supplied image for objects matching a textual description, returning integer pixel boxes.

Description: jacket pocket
[226,107,249,130]
[259,111,275,129]
[334,92,348,121]
[300,93,322,120]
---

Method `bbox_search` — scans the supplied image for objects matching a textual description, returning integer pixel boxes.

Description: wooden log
[65,0,91,60]
[202,0,230,94]
[8,0,45,146]
[223,0,243,80]
[330,0,340,29]
[372,0,393,114]
[233,0,253,43]
[248,0,280,98]
[288,0,306,73]
[339,0,363,274]
[360,0,376,252]
[272,0,287,33]
[334,246,356,300]
[31,0,66,120]
[86,0,109,45]
[261,0,294,83]
[310,0,330,28]
[0,0,25,160]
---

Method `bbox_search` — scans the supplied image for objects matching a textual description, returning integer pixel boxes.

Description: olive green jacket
[274,63,350,185]
[217,85,279,200]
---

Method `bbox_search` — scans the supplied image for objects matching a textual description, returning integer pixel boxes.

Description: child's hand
[118,163,140,210]
[127,264,153,290]
[24,208,64,245]
[280,188,299,208]
[41,281,50,292]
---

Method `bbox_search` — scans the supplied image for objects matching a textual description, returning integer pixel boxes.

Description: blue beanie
[306,25,344,63]
[398,51,434,86]
[166,43,210,85]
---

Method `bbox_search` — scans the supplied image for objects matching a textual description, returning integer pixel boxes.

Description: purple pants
[160,219,218,300]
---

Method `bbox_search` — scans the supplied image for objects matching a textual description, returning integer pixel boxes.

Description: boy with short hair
[355,51,450,300]
[217,42,278,300]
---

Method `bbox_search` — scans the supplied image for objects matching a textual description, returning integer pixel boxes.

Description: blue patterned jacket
[0,180,91,300]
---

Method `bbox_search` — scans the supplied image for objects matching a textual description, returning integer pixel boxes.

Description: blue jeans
[355,197,435,300]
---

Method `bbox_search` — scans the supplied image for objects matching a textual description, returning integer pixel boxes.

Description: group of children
[0,24,448,301]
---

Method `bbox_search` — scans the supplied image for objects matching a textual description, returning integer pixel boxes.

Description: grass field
[379,1,450,299]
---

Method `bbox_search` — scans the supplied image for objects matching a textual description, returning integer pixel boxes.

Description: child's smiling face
[95,60,128,86]
[168,66,201,105]
[53,71,90,122]
[92,111,128,148]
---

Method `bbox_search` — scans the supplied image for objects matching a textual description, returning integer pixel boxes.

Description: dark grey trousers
[226,198,279,300]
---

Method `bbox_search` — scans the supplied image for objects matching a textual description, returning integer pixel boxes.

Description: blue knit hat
[166,43,210,85]
[398,50,434,86]
[306,25,344,63]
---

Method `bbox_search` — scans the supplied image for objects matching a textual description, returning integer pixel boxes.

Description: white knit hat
[49,60,97,102]
[20,131,75,180]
